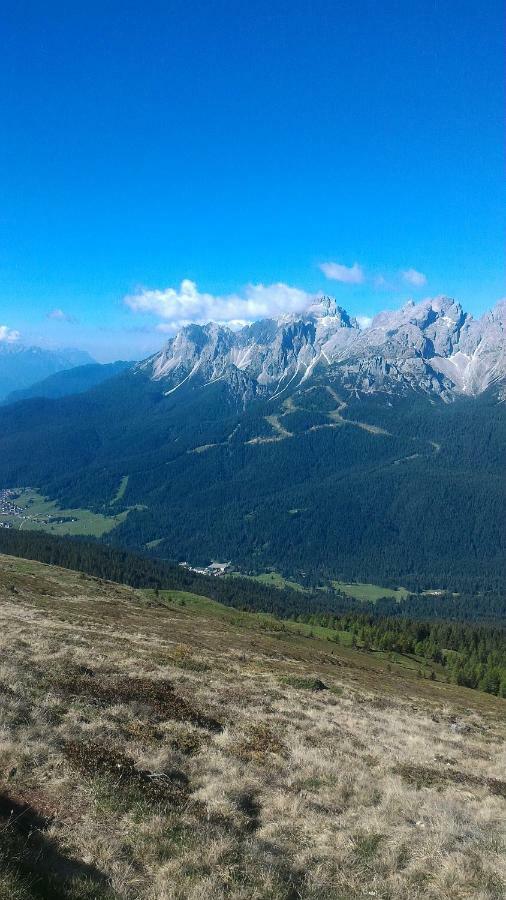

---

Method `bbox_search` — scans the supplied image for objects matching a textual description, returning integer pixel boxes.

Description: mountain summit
[141,296,506,402]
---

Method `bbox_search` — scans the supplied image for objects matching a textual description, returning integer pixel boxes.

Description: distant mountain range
[0,296,504,595]
[4,360,132,404]
[0,345,95,401]
[142,295,506,403]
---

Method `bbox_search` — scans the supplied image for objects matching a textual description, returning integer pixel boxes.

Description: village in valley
[179,560,231,577]
[0,489,24,528]
[0,488,78,530]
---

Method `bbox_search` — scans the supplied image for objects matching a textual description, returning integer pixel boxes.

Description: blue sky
[0,0,504,360]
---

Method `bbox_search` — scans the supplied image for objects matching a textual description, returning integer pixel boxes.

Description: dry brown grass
[0,553,504,899]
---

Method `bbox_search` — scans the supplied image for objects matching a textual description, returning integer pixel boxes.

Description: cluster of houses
[0,489,24,526]
[0,488,76,530]
[179,560,232,577]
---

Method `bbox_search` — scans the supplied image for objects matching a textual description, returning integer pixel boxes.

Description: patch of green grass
[142,590,445,691]
[9,559,38,574]
[151,589,227,612]
[150,589,354,650]
[352,831,384,862]
[293,622,353,644]
[372,650,445,678]
[0,489,129,538]
[329,684,344,696]
[152,589,324,636]
[332,581,409,603]
[281,675,327,691]
[231,572,408,604]
[230,570,307,593]
[111,475,129,504]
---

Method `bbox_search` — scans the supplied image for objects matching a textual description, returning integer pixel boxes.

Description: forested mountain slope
[0,362,503,594]
[4,360,132,404]
[0,296,504,594]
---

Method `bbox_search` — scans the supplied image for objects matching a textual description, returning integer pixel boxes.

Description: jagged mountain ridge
[140,296,506,402]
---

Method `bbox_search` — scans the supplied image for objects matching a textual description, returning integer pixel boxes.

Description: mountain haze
[0,345,94,401]
[4,360,132,404]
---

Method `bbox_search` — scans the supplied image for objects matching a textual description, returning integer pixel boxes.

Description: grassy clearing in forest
[111,475,129,504]
[229,569,307,592]
[230,571,408,605]
[332,580,409,603]
[0,488,128,537]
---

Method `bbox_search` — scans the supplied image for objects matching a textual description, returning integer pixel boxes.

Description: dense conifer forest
[0,372,504,595]
[296,612,506,698]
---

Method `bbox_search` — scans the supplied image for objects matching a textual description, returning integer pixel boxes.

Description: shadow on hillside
[0,792,112,899]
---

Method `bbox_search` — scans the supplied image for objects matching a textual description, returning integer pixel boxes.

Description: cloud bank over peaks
[124,264,430,342]
[0,325,20,343]
[125,279,317,333]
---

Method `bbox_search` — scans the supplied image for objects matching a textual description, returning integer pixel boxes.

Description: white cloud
[356,315,372,329]
[125,279,316,333]
[319,261,365,284]
[0,325,20,343]
[402,268,427,287]
[47,308,76,323]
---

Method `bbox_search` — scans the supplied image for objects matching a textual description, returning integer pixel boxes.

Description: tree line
[295,611,506,698]
[0,528,504,698]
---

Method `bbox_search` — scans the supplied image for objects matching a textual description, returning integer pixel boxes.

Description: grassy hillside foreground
[0,554,504,899]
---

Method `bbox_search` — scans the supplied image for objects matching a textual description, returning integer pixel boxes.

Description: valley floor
[0,554,504,899]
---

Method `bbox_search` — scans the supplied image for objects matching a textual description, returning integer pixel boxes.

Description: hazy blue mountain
[4,360,132,404]
[0,345,95,401]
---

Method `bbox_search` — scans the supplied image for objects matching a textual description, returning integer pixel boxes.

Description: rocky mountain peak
[142,296,505,402]
[371,296,466,332]
[306,296,359,328]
